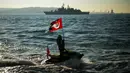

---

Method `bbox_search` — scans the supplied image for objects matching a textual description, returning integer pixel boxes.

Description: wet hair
[58,35,62,39]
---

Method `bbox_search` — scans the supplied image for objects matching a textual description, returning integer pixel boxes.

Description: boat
[44,4,89,15]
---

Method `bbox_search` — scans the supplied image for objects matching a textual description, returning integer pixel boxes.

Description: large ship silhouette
[44,4,89,15]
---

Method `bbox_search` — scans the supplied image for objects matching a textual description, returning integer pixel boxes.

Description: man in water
[56,35,69,59]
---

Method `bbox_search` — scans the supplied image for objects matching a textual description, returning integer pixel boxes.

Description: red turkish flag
[49,18,63,32]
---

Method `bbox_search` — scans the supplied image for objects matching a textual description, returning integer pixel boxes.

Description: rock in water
[44,51,84,64]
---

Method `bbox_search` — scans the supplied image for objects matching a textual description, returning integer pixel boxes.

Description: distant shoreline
[0,13,130,15]
[0,7,129,14]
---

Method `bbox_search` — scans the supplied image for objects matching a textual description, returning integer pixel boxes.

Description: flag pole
[62,22,65,49]
[62,26,64,40]
[61,19,66,50]
[62,18,64,40]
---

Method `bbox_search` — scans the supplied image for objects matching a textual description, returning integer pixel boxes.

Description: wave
[0,60,35,67]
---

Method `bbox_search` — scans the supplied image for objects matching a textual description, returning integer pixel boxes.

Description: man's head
[57,35,62,40]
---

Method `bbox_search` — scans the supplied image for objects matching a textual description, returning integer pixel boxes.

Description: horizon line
[0,7,130,13]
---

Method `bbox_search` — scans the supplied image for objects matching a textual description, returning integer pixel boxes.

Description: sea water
[0,14,130,73]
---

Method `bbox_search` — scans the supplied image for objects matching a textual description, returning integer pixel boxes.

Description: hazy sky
[0,0,130,13]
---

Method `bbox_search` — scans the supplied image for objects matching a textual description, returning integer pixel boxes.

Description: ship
[44,4,89,15]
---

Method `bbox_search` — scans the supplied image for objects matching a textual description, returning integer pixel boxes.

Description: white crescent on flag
[52,22,60,29]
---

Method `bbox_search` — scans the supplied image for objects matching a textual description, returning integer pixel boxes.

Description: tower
[111,9,114,14]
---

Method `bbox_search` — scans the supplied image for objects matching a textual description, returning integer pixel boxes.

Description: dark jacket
[56,35,66,55]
